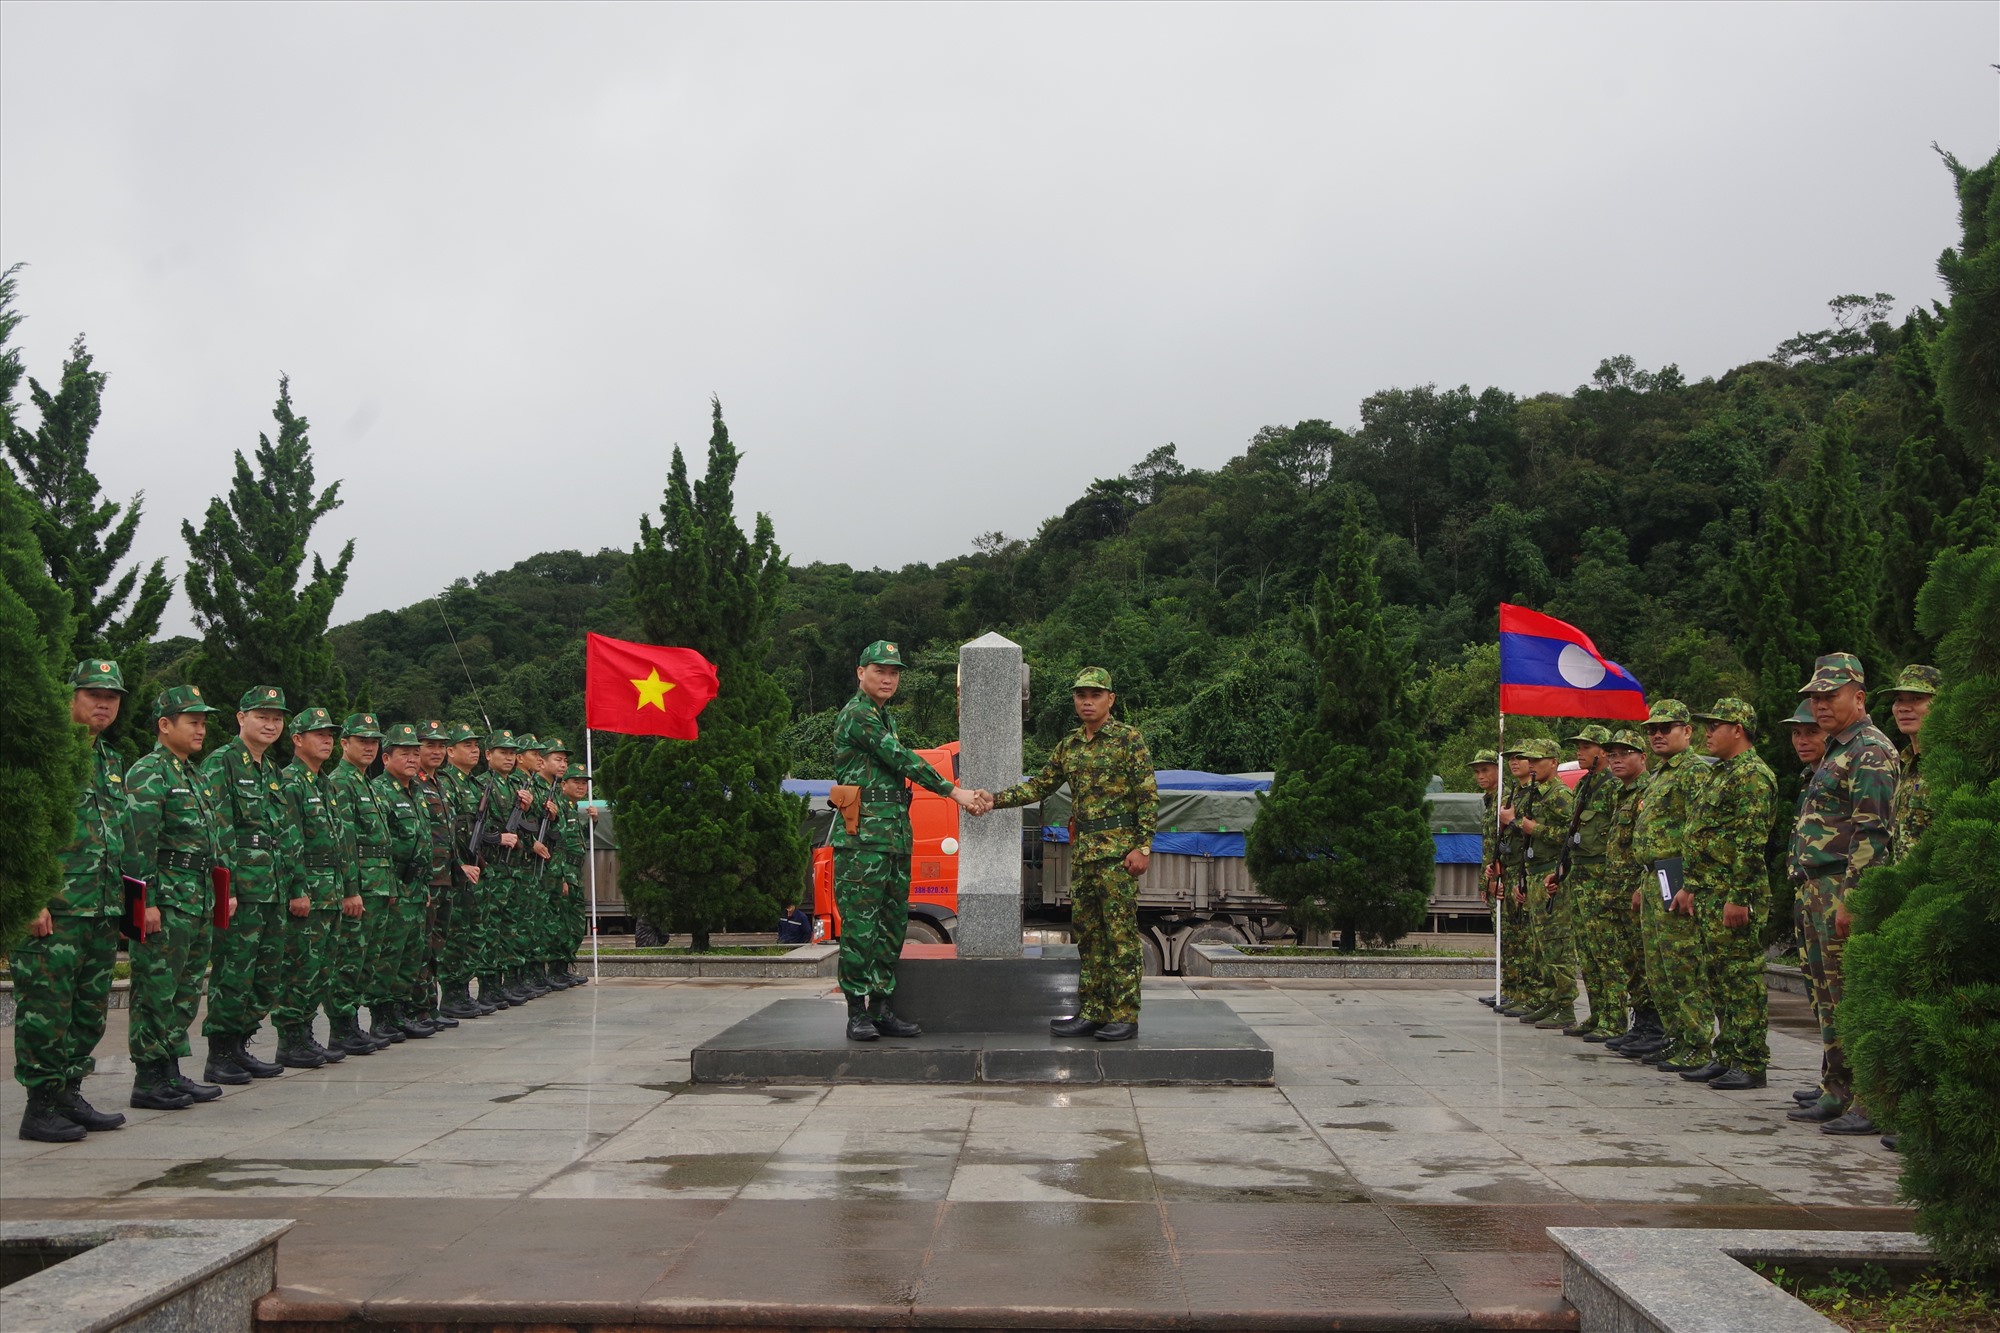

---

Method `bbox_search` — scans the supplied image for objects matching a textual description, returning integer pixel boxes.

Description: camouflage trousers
[489,865,529,971]
[1570,864,1633,1032]
[128,904,209,1065]
[322,908,369,1022]
[272,907,331,1029]
[10,913,119,1089]
[406,884,443,1012]
[438,881,483,985]
[204,898,287,1039]
[1074,858,1143,1023]
[1695,892,1768,1074]
[1641,871,1710,1058]
[358,891,413,1009]
[834,844,909,999]
[1498,868,1531,1001]
[1527,871,1576,1018]
[1800,874,1856,1107]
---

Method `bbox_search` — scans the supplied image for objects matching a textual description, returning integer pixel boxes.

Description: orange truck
[806,741,963,945]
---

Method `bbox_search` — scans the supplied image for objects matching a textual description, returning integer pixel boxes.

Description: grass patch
[1245,944,1490,959]
[1755,1263,1999,1332]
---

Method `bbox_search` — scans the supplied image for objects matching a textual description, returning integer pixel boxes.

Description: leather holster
[829,785,861,836]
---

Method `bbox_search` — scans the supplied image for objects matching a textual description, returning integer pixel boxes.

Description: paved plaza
[2,977,1910,1327]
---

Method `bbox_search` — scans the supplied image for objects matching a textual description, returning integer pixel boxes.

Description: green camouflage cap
[1644,699,1692,726]
[1468,750,1499,767]
[341,712,384,739]
[858,639,905,667]
[563,763,588,781]
[1603,728,1648,752]
[1072,666,1114,691]
[517,733,543,752]
[70,659,128,693]
[1504,737,1559,761]
[446,723,480,744]
[382,722,422,748]
[1692,697,1758,730]
[485,729,519,751]
[1565,724,1612,747]
[154,684,219,717]
[290,706,339,735]
[1799,652,1866,694]
[417,720,450,742]
[539,735,571,754]
[1885,664,1941,698]
[1784,700,1818,727]
[239,685,288,713]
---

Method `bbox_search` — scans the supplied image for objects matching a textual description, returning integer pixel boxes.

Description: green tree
[181,375,354,714]
[0,475,90,943]
[600,400,806,950]
[1246,498,1433,949]
[1933,147,2000,454]
[1842,544,2000,1276]
[0,264,24,441]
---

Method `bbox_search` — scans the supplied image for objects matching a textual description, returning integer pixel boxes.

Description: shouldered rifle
[531,797,556,882]
[465,783,492,867]
[1556,770,1595,885]
[500,795,525,864]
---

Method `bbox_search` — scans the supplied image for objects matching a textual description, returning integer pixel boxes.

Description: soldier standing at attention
[198,687,293,1087]
[14,661,135,1142]
[374,725,436,1039]
[1598,731,1658,1049]
[1469,751,1503,1009]
[1783,700,1831,1110]
[529,739,574,991]
[1884,665,1941,863]
[1679,699,1778,1091]
[123,685,231,1111]
[831,641,986,1042]
[557,762,593,985]
[1626,700,1710,1069]
[1552,727,1618,1037]
[474,731,528,1009]
[272,708,357,1069]
[439,724,493,1016]
[413,722,471,1025]
[1508,739,1573,1027]
[508,736,552,1000]
[327,714,395,1053]
[1492,748,1537,1014]
[1786,653,1896,1136]
[991,667,1158,1042]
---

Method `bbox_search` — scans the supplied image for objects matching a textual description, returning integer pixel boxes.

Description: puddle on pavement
[632,1153,771,1190]
[1319,1120,1396,1132]
[133,1158,400,1192]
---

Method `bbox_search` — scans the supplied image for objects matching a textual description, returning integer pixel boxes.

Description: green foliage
[600,401,807,950]
[1245,497,1433,949]
[181,375,355,718]
[1934,147,2000,454]
[1843,544,2000,1277]
[0,475,90,943]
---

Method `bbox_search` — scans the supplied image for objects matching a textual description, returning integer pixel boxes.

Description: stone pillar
[956,632,1024,958]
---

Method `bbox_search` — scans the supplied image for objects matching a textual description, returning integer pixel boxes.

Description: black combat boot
[233,1036,283,1079]
[521,967,551,998]
[167,1058,223,1102]
[845,996,880,1042]
[20,1087,86,1142]
[542,965,572,991]
[1050,1015,1103,1037]
[203,1035,252,1086]
[275,1026,326,1069]
[869,996,922,1038]
[479,976,509,1011]
[368,1004,407,1044]
[330,1015,379,1056]
[1094,1021,1138,1042]
[441,983,483,1020]
[130,1060,195,1110]
[503,971,534,1005]
[309,1026,346,1063]
[58,1078,126,1131]
[396,1008,437,1039]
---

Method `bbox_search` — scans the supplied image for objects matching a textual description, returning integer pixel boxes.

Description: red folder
[121,876,149,942]
[211,866,233,930]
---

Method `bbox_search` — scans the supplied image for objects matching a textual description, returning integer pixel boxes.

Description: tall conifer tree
[1246,495,1432,950]
[600,400,806,950]
[182,375,353,711]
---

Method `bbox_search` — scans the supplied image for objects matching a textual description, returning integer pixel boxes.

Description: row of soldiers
[1474,652,1930,1140]
[14,659,600,1144]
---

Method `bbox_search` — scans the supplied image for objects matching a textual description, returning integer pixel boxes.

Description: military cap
[1073,666,1114,691]
[1644,699,1692,726]
[1565,724,1612,747]
[341,712,384,739]
[1505,737,1559,761]
[858,640,905,668]
[447,723,480,744]
[1468,749,1499,767]
[539,735,571,754]
[70,659,128,693]
[238,685,288,713]
[290,706,339,735]
[154,684,219,717]
[517,733,543,752]
[1799,652,1866,694]
[1603,728,1647,752]
[1885,664,1941,698]
[418,720,450,742]
[1692,697,1758,731]
[563,763,589,781]
[382,722,422,748]
[1784,700,1818,727]
[485,729,519,750]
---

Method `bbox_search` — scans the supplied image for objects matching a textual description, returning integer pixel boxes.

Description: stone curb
[587,943,838,979]
[1185,943,1494,979]
[1,1216,290,1332]
[1766,963,1811,996]
[1548,1226,1930,1332]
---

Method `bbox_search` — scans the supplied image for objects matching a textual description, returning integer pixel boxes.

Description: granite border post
[955,632,1024,958]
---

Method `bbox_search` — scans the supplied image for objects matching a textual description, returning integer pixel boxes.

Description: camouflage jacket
[1606,773,1647,879]
[413,770,456,886]
[1889,746,1933,865]
[278,759,358,909]
[1564,767,1617,869]
[546,789,584,885]
[200,737,289,904]
[124,745,229,915]
[479,768,533,868]
[1684,749,1777,907]
[371,772,432,894]
[830,691,955,852]
[1633,748,1708,866]
[1498,776,1570,876]
[51,738,135,917]
[442,765,485,873]
[1480,791,1496,870]
[995,719,1158,866]
[329,761,396,896]
[1788,718,1895,905]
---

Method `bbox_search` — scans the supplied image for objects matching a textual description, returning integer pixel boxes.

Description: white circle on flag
[940,837,960,856]
[1557,643,1606,689]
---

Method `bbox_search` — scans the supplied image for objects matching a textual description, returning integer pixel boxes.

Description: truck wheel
[904,918,949,945]
[1140,931,1167,977]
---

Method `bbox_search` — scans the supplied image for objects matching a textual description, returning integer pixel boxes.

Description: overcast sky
[2,2,1994,633]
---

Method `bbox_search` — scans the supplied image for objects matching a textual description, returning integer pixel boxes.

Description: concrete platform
[691,996,1277,1084]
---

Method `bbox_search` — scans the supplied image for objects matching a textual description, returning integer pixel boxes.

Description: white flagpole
[1494,708,1505,1006]
[587,727,601,981]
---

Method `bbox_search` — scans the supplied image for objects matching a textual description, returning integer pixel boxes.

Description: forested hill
[326,296,1997,784]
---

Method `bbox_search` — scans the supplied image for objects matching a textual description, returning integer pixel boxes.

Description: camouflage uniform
[1558,729,1620,1033]
[1631,701,1710,1060]
[1686,700,1777,1075]
[439,729,491,993]
[1596,732,1651,1033]
[272,709,357,1051]
[413,721,463,1015]
[1499,740,1570,1016]
[199,688,293,1048]
[555,764,593,973]
[326,715,390,1026]
[1788,656,1896,1113]
[994,668,1159,1025]
[1885,665,1941,864]
[373,731,433,1015]
[831,646,958,1003]
[472,732,529,999]
[1493,760,1534,1005]
[12,662,135,1104]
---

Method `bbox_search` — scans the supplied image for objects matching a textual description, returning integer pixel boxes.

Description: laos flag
[1498,604,1648,719]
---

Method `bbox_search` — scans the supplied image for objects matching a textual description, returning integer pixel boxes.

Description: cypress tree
[181,375,354,711]
[1933,147,2000,455]
[1246,496,1432,950]
[1842,543,2000,1276]
[600,400,805,951]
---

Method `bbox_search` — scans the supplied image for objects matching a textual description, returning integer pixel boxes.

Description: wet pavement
[2,977,1907,1328]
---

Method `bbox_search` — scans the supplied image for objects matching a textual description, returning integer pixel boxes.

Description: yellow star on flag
[632,669,677,712]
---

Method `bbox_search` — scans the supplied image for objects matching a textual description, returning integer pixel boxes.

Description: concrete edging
[1,1216,291,1332]
[587,943,837,979]
[1185,942,1493,979]
[1548,1226,1930,1332]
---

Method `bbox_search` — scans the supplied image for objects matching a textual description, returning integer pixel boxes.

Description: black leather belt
[157,849,212,872]
[1075,813,1137,835]
[301,851,341,871]
[860,786,911,805]
[238,833,277,851]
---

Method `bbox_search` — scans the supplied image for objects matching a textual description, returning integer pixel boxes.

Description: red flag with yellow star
[584,633,720,739]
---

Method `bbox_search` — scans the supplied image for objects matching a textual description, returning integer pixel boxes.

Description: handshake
[951,787,997,817]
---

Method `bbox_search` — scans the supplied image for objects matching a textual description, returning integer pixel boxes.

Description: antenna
[434,589,492,732]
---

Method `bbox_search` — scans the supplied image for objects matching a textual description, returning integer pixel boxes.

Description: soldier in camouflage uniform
[831,640,986,1041]
[993,667,1158,1042]
[1501,739,1572,1025]
[510,736,559,997]
[373,725,437,1039]
[1626,699,1710,1068]
[1492,748,1536,1012]
[327,713,395,1053]
[198,686,294,1087]
[14,660,135,1142]
[272,707,358,1069]
[1884,664,1940,864]
[1679,699,1777,1091]
[413,721,471,1024]
[527,738,576,990]
[439,724,494,1016]
[123,684,231,1111]
[1469,751,1504,1009]
[1782,699,1830,1107]
[1597,730,1657,1049]
[1552,726,1619,1036]
[556,762,594,984]
[1784,653,1896,1135]
[472,730,531,1008]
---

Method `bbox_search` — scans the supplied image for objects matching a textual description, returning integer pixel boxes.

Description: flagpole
[587,727,600,982]
[1494,706,1505,1007]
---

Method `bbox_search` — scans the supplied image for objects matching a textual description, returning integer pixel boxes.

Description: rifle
[1555,769,1597,885]
[530,788,557,883]
[466,782,493,866]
